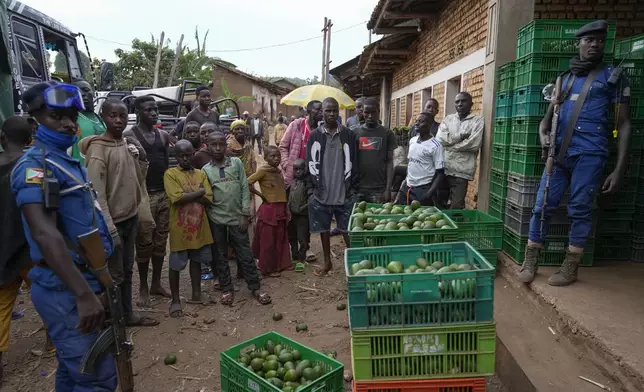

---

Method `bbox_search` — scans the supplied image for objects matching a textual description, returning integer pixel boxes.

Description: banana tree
[217,77,255,113]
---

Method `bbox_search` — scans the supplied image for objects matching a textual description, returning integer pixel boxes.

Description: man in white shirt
[395,112,445,205]
[435,92,484,209]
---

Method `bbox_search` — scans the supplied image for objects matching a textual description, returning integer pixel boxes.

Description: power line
[84,21,367,53]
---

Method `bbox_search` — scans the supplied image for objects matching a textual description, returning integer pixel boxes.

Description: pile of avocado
[238,340,326,391]
[350,258,475,276]
[351,202,454,232]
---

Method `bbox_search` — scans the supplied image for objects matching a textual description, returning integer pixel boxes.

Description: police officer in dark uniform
[11,82,117,391]
[519,20,632,286]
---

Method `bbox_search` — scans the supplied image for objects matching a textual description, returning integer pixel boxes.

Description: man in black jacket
[306,97,358,276]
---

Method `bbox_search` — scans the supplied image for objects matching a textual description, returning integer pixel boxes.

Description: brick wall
[400,98,407,127]
[534,0,644,39]
[391,0,488,91]
[411,91,422,125]
[390,100,397,127]
[433,83,446,122]
[462,66,485,209]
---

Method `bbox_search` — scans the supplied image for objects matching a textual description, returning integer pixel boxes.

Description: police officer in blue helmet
[519,20,632,287]
[10,81,117,391]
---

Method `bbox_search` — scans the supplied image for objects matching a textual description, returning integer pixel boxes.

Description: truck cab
[6,1,84,111]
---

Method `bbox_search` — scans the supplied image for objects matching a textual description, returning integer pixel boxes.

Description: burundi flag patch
[25,168,44,184]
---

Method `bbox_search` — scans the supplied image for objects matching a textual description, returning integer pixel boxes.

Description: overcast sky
[23,0,379,80]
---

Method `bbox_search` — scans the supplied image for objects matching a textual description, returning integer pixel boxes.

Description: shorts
[168,245,212,271]
[308,196,355,234]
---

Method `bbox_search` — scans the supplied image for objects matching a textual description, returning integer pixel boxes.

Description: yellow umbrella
[280,84,355,109]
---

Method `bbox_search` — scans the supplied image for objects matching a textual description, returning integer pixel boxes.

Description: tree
[216,78,255,111]
[111,27,235,90]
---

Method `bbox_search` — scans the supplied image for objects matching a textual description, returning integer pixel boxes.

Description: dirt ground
[2,143,507,391]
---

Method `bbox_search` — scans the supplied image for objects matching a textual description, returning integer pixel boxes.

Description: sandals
[127,314,161,326]
[221,292,234,307]
[168,303,183,318]
[253,290,272,305]
[312,266,331,277]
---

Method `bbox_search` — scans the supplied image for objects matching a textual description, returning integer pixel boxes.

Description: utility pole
[321,17,328,85]
[325,19,332,85]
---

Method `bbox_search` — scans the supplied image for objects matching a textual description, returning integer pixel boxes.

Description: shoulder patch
[25,168,44,184]
[623,86,631,97]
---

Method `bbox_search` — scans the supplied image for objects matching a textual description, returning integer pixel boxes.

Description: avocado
[435,219,448,228]
[423,221,436,229]
[351,226,364,232]
[164,354,177,365]
[266,355,278,362]
[302,367,317,381]
[336,303,346,311]
[431,261,444,269]
[416,257,429,268]
[278,353,294,363]
[374,224,386,231]
[284,369,299,382]
[265,370,277,379]
[363,222,376,230]
[407,265,418,273]
[250,358,264,371]
[413,220,424,228]
[259,350,270,359]
[269,377,283,388]
[263,359,278,372]
[384,222,398,230]
[387,261,404,274]
[359,259,372,269]
[358,201,367,210]
[410,200,421,210]
[292,350,301,361]
[284,361,295,370]
[238,354,250,366]
[350,263,362,275]
[437,266,453,274]
[429,214,442,222]
[382,202,393,210]
[296,360,312,372]
[391,206,404,214]
[295,323,308,332]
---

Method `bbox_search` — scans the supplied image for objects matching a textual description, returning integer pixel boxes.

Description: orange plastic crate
[353,377,487,392]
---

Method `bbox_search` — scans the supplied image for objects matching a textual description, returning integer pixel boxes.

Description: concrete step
[495,252,644,392]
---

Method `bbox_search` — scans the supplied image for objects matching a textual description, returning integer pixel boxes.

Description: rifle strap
[556,68,602,163]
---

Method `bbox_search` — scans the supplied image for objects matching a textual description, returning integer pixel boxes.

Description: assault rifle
[78,228,134,392]
[541,77,564,237]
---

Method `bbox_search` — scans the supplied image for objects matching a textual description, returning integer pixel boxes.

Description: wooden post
[167,34,184,87]
[152,31,165,88]
[325,19,332,85]
[321,17,328,85]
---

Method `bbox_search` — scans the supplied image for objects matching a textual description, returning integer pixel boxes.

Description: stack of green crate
[502,20,617,266]
[346,242,496,389]
[614,34,644,261]
[490,62,515,220]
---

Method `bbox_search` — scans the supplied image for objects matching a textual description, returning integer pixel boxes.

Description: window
[12,19,44,80]
[395,98,401,126]
[44,29,81,82]
[405,93,413,126]
[421,87,433,111]
[445,76,462,116]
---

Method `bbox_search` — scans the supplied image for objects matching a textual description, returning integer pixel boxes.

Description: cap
[242,111,249,115]
[575,20,608,38]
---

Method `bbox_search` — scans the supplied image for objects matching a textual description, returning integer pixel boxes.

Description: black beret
[576,20,608,38]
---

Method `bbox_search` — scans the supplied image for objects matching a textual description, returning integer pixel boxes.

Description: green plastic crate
[513,55,570,89]
[442,210,503,267]
[631,235,644,262]
[618,60,644,91]
[516,20,616,58]
[604,151,642,178]
[348,212,459,248]
[497,62,516,91]
[513,85,549,117]
[493,118,512,145]
[489,168,508,200]
[596,181,638,209]
[502,229,595,266]
[351,322,496,381]
[595,234,632,261]
[615,34,644,59]
[494,91,514,118]
[345,242,494,330]
[509,145,544,176]
[488,193,505,220]
[491,143,510,172]
[351,203,441,216]
[220,331,344,392]
[510,116,542,147]
[595,208,635,234]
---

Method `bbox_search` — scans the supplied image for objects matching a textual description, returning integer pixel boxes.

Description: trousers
[529,154,605,248]
[447,176,468,209]
[107,216,138,317]
[31,284,117,392]
[136,190,169,262]
[209,220,261,293]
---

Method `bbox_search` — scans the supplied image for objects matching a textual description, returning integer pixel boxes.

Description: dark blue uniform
[11,138,117,391]
[529,65,630,247]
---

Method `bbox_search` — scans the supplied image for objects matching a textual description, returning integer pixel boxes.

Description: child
[80,99,159,327]
[288,158,310,263]
[248,145,291,277]
[202,131,271,306]
[163,140,214,317]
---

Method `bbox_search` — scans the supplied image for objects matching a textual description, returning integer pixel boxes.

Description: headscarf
[230,119,247,131]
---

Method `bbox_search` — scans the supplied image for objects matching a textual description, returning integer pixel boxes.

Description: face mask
[34,125,78,150]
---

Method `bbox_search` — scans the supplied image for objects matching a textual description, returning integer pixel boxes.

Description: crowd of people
[0,78,484,389]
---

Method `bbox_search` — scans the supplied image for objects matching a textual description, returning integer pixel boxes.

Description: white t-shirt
[406,136,445,187]
[253,119,260,135]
